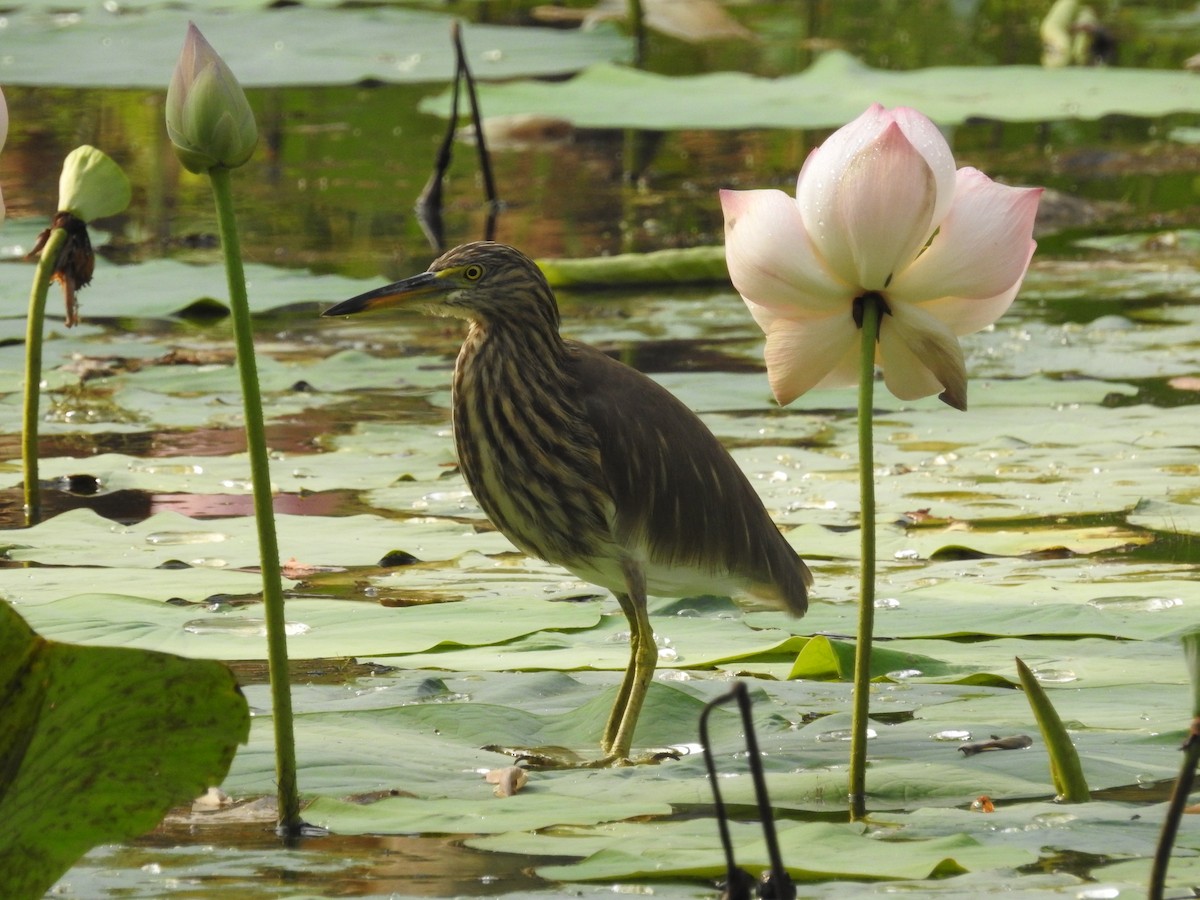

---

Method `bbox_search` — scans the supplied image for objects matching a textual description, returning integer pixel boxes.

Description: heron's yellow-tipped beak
[322,271,448,317]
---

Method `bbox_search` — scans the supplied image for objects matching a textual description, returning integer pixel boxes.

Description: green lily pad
[421,51,1200,129]
[788,634,1016,686]
[3,508,516,567]
[512,819,1037,882]
[13,590,601,661]
[306,793,674,836]
[0,258,374,320]
[0,6,629,88]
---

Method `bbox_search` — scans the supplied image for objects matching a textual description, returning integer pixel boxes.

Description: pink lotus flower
[721,103,1042,410]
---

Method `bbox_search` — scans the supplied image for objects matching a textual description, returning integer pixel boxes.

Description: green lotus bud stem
[58,145,131,222]
[166,22,258,173]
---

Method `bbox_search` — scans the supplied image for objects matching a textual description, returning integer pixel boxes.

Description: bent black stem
[733,683,794,899]
[453,21,499,239]
[1149,719,1200,900]
[700,687,752,900]
[700,682,794,900]
[415,22,499,251]
[415,29,462,252]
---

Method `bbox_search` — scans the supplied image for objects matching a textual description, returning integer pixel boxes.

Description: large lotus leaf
[2,508,516,567]
[748,578,1195,642]
[517,819,1037,882]
[2,441,455,496]
[1104,855,1200,893]
[0,380,343,437]
[420,51,1200,129]
[1130,502,1200,535]
[0,602,249,899]
[11,589,600,660]
[471,802,1168,883]
[0,565,290,606]
[787,634,1014,686]
[895,800,1186,857]
[211,664,1184,841]
[101,349,448,396]
[368,597,804,672]
[0,258,373,321]
[306,793,675,836]
[867,636,1191,697]
[1023,258,1200,304]
[224,676,757,797]
[0,6,628,88]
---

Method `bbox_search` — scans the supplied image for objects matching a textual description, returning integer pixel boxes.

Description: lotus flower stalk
[722,103,1041,820]
[167,22,301,836]
[22,146,131,522]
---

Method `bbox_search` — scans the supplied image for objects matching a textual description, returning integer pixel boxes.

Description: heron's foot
[483,744,681,769]
[579,748,681,768]
[482,744,585,769]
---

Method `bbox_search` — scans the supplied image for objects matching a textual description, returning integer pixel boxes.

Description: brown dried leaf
[484,766,528,798]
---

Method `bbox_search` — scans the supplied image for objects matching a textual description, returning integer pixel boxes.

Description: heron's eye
[463,264,484,281]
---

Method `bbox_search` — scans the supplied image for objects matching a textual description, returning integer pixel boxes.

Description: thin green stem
[22,227,69,525]
[1149,723,1200,900]
[849,295,881,822]
[208,167,301,836]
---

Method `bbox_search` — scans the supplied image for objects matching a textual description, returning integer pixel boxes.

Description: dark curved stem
[1149,720,1200,900]
[454,22,498,238]
[734,682,793,899]
[700,687,750,900]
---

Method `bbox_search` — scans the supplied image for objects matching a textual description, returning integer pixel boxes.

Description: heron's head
[322,241,560,331]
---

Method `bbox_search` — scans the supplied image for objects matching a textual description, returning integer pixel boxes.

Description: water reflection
[5,78,1186,283]
[68,821,557,898]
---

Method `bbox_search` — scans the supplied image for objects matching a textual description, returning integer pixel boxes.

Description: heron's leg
[602,591,641,753]
[605,560,656,761]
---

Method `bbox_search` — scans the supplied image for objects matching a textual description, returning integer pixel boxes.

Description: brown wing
[568,342,810,615]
